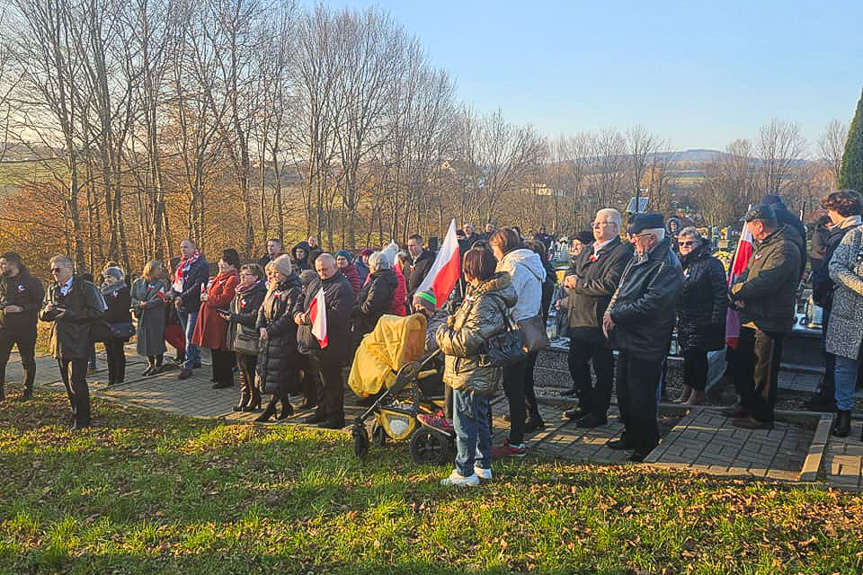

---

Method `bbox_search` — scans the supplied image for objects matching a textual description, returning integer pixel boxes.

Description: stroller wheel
[371,423,387,447]
[352,424,369,459]
[409,427,452,466]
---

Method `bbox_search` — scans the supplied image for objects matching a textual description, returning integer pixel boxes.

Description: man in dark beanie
[725,204,801,429]
[0,252,45,400]
[603,213,682,461]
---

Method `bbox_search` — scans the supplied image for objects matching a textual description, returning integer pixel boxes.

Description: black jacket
[291,241,312,272]
[608,239,683,361]
[40,276,105,360]
[565,237,633,341]
[255,274,302,395]
[730,226,802,333]
[0,271,45,333]
[676,245,727,352]
[295,271,354,363]
[103,285,133,325]
[774,205,808,277]
[228,280,267,354]
[406,250,435,298]
[812,222,861,309]
[353,268,397,336]
[171,256,209,312]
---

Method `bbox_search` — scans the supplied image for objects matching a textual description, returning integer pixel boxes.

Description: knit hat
[413,289,437,313]
[334,250,353,264]
[272,254,293,276]
[299,269,317,286]
[103,266,125,281]
[359,248,374,257]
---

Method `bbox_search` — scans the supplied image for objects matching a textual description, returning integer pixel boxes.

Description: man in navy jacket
[169,239,209,378]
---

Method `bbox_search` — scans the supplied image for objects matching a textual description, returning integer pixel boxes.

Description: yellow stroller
[348,314,453,464]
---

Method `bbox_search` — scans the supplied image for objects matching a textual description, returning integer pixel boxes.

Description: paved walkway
[3,347,861,490]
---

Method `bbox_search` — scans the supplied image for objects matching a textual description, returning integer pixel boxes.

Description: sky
[304,0,863,154]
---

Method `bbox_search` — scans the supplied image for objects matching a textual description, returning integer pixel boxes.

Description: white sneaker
[474,466,493,480]
[440,469,480,486]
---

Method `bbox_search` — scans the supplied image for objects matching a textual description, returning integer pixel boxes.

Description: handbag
[517,313,550,353]
[233,325,260,355]
[109,321,136,340]
[482,297,526,367]
[90,319,113,343]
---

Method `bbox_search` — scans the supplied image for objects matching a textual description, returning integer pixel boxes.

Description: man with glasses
[40,255,106,429]
[169,239,208,379]
[0,252,45,401]
[603,213,683,462]
[560,209,632,428]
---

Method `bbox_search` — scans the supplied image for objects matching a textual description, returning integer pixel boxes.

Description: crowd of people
[1,189,862,486]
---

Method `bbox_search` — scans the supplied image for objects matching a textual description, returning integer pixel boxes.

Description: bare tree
[757,119,807,200]
[625,125,661,210]
[818,119,848,187]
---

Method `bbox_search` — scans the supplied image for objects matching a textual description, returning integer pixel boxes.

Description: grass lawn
[1,393,861,575]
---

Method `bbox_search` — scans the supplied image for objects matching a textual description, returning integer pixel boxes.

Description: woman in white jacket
[489,228,546,457]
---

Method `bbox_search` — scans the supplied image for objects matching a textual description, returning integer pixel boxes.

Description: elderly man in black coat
[604,213,683,462]
[40,255,106,429]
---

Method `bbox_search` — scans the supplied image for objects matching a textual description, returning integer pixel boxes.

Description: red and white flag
[309,287,328,348]
[725,214,754,349]
[415,219,462,309]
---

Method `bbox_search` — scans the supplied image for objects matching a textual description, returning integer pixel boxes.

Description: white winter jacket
[496,248,546,321]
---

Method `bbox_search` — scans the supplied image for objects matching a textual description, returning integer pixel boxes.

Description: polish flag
[309,287,328,348]
[725,215,754,349]
[416,219,461,308]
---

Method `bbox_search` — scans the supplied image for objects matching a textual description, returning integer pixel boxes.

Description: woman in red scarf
[192,249,240,389]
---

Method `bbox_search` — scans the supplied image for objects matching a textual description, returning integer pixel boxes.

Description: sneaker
[491,440,527,458]
[418,412,454,435]
[563,407,588,421]
[474,466,493,480]
[178,368,193,380]
[440,469,479,487]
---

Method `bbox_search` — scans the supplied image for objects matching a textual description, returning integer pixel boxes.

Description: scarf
[173,250,201,292]
[101,281,125,297]
[235,279,262,295]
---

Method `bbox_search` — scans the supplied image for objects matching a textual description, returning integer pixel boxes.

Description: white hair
[368,251,391,271]
[596,208,622,228]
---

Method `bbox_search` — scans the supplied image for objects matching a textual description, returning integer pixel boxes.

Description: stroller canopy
[348,313,428,397]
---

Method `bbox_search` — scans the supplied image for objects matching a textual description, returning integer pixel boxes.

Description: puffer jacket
[676,244,727,352]
[435,272,518,395]
[353,268,397,336]
[608,239,683,361]
[340,263,362,297]
[496,247,545,321]
[826,226,863,361]
[564,237,632,341]
[389,265,407,316]
[256,274,303,395]
[227,280,267,354]
[40,276,106,360]
[730,226,802,333]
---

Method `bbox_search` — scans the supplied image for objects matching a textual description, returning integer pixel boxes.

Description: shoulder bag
[482,295,526,367]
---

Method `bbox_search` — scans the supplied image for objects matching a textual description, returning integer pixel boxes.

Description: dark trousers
[297,353,317,404]
[210,348,236,386]
[682,349,709,391]
[502,356,528,445]
[310,353,344,421]
[58,358,90,425]
[236,352,259,402]
[615,351,661,452]
[104,338,127,385]
[0,327,37,394]
[523,351,542,422]
[733,326,783,423]
[567,337,615,417]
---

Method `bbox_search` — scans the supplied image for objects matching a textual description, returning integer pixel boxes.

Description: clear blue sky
[308,0,863,153]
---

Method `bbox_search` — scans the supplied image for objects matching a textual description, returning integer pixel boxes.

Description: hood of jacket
[500,248,546,281]
[370,267,398,288]
[292,241,311,261]
[497,248,545,320]
[277,272,302,293]
[469,271,518,308]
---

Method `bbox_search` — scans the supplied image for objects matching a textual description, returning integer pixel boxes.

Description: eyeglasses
[51,268,63,273]
[678,241,695,247]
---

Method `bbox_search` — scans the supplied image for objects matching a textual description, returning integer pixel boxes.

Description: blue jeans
[177,310,200,369]
[453,389,492,477]
[835,354,859,411]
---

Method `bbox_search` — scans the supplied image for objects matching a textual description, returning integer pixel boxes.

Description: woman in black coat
[220,263,267,412]
[674,227,727,405]
[100,266,133,385]
[352,251,397,338]
[255,255,303,422]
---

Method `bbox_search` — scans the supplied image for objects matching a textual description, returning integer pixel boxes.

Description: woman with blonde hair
[131,260,168,375]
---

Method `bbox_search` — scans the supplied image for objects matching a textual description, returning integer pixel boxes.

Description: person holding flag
[726,205,802,430]
[294,253,354,429]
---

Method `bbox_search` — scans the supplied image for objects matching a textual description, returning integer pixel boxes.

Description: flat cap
[629,212,665,235]
[741,204,777,223]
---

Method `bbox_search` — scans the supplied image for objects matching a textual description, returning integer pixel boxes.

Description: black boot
[233,393,250,412]
[277,397,294,420]
[22,384,33,400]
[0,384,5,402]
[832,410,851,438]
[241,393,261,412]
[255,398,278,423]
